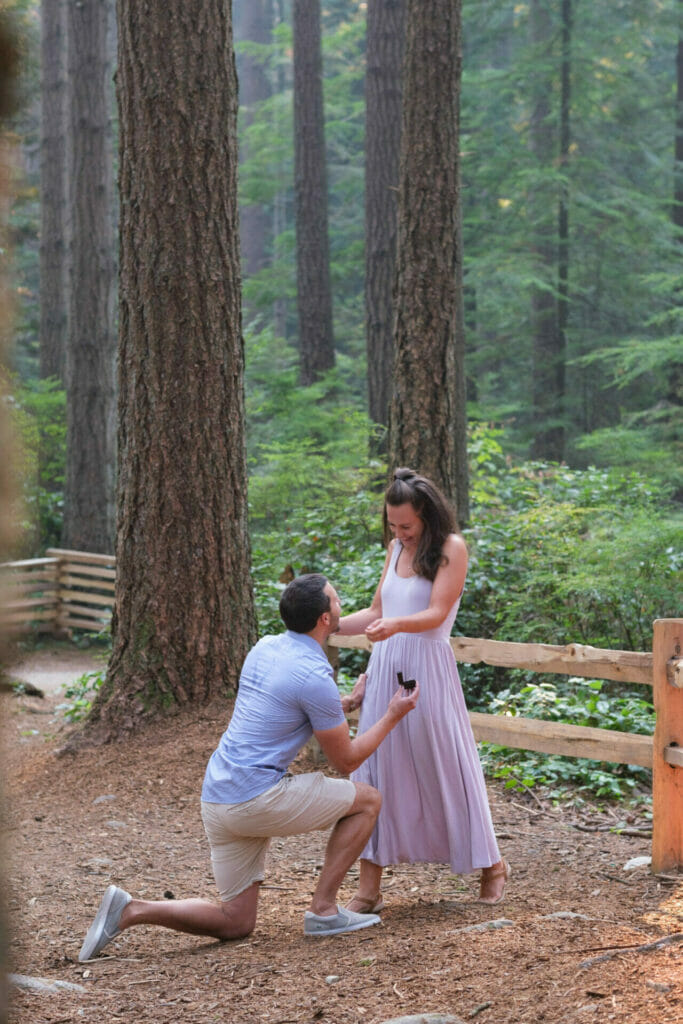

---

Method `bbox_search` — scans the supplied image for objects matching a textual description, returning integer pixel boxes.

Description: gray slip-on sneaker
[79,885,132,961]
[303,905,381,936]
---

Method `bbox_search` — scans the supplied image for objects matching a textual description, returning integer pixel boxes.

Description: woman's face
[386,502,424,549]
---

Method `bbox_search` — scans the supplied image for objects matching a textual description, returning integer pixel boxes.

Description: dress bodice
[380,541,462,641]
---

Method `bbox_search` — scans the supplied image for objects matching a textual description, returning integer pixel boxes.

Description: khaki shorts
[201,772,356,902]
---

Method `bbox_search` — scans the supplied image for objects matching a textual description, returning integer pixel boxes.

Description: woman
[338,468,509,908]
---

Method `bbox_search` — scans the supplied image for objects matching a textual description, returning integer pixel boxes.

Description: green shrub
[479,677,654,802]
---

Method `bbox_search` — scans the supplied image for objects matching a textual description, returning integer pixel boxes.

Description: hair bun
[393,467,417,482]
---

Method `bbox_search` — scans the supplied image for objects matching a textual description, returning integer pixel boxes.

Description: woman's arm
[364,534,467,642]
[336,542,394,635]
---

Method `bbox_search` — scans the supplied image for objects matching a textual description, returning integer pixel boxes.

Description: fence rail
[1,551,681,871]
[330,620,682,871]
[0,548,114,635]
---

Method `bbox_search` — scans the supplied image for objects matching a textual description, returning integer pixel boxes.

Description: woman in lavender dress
[338,468,509,909]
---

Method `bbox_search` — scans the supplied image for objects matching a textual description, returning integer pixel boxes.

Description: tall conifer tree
[293,0,335,384]
[365,0,405,450]
[88,0,257,737]
[390,0,469,523]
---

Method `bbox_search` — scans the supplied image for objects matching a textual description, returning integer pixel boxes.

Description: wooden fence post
[651,618,683,873]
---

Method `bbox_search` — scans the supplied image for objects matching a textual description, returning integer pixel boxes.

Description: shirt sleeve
[299,661,346,732]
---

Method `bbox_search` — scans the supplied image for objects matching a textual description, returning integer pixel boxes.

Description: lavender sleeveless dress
[351,541,500,873]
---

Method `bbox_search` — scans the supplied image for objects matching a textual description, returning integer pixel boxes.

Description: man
[79,573,419,958]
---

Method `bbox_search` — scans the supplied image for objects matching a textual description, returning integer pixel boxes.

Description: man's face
[323,582,341,635]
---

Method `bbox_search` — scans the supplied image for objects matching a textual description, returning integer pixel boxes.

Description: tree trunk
[529,0,564,462]
[675,0,683,232]
[234,0,272,281]
[62,0,116,552]
[39,0,69,383]
[389,0,469,525]
[87,0,257,737]
[293,0,335,384]
[0,20,20,1022]
[557,0,571,410]
[365,0,405,451]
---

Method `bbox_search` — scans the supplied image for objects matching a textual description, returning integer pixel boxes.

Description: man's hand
[386,680,420,722]
[365,617,399,642]
[341,672,367,714]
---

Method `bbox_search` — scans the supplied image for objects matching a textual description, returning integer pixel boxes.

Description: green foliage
[56,669,105,723]
[479,677,654,802]
[459,425,681,676]
[5,375,66,554]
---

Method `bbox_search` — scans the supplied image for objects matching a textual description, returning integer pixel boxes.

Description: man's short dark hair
[279,573,330,633]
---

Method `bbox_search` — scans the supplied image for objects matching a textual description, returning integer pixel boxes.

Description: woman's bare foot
[345,893,384,914]
[478,860,510,904]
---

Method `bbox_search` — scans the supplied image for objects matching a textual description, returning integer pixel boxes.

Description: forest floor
[2,644,682,1024]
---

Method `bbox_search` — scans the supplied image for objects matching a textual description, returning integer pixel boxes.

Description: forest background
[1,0,681,802]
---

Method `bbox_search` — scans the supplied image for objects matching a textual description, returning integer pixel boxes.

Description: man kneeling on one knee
[79,573,419,956]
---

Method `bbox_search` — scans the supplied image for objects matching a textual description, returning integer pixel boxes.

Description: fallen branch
[579,932,683,968]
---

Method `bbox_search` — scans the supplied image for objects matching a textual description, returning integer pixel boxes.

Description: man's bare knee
[349,781,382,816]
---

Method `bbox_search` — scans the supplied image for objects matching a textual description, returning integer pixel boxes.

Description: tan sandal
[477,860,511,905]
[345,893,384,914]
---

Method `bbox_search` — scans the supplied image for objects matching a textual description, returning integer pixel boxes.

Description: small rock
[646,980,672,993]
[451,918,514,934]
[104,820,128,829]
[79,857,113,874]
[541,911,590,921]
[378,1015,466,1024]
[93,794,117,804]
[623,855,651,871]
[325,975,340,985]
[10,973,86,994]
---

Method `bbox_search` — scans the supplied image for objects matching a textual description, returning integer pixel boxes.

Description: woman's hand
[365,617,399,642]
[341,672,367,714]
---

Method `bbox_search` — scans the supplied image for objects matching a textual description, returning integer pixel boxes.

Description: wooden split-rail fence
[1,548,681,873]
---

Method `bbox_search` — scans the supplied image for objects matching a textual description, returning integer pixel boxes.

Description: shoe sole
[305,916,381,937]
[79,885,120,961]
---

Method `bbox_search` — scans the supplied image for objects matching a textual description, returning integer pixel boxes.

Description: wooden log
[0,557,59,570]
[450,635,652,685]
[328,634,372,652]
[58,564,116,581]
[667,657,683,690]
[59,573,115,592]
[664,746,683,768]
[58,610,111,626]
[58,590,115,608]
[2,596,58,612]
[0,570,58,585]
[652,619,683,873]
[57,601,112,619]
[1,584,57,602]
[469,711,652,768]
[0,608,57,623]
[46,547,115,567]
[329,633,653,684]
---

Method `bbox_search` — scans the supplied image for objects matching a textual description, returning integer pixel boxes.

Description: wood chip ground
[3,686,682,1024]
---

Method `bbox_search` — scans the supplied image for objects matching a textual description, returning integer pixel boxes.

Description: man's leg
[118,880,260,940]
[309,782,381,916]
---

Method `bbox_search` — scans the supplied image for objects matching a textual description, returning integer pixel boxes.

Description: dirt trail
[2,659,682,1024]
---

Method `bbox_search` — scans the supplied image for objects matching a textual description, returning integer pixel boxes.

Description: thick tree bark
[529,0,564,462]
[0,21,20,1022]
[293,0,335,384]
[62,0,116,552]
[389,0,469,525]
[365,0,405,450]
[87,0,257,737]
[234,0,272,280]
[39,0,68,383]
